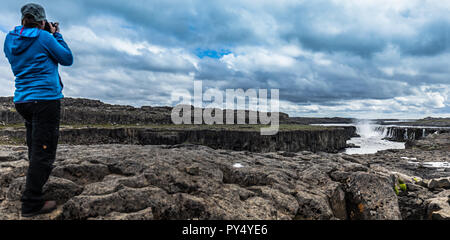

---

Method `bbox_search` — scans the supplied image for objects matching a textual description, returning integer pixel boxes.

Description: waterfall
[355,120,383,138]
[346,120,405,154]
[404,128,408,140]
[382,127,388,137]
[422,129,426,138]
[386,128,393,138]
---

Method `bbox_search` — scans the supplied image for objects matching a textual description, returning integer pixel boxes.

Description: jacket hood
[8,26,41,55]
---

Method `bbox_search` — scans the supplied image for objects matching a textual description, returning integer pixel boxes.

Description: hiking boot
[21,201,57,218]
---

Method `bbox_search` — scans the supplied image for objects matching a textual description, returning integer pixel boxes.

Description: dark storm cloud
[399,20,450,56]
[194,60,414,104]
[279,1,450,58]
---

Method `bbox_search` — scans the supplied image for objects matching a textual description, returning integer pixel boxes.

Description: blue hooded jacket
[4,26,73,103]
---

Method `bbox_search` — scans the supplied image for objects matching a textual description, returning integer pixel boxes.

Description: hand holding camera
[44,21,59,34]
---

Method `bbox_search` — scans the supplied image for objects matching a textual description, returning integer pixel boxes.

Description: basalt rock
[428,177,450,190]
[6,176,83,204]
[344,172,402,220]
[0,126,356,153]
[425,190,450,220]
[0,144,397,220]
[385,127,450,142]
[0,97,173,125]
[0,97,289,125]
[0,133,448,220]
[379,117,450,127]
[406,133,450,151]
[281,117,354,125]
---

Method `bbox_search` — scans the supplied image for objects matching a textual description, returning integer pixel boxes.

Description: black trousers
[15,100,61,214]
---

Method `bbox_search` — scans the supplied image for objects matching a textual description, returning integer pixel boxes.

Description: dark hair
[22,14,43,28]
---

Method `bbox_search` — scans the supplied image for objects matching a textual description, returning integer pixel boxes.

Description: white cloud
[277,84,449,118]
[221,46,298,72]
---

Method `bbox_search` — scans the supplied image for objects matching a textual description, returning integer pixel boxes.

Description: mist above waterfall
[345,120,405,155]
[354,120,384,138]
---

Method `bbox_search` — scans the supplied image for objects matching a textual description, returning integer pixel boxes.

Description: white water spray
[354,120,384,138]
[346,120,405,155]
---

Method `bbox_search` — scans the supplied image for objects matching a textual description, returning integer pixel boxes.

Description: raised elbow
[60,54,73,66]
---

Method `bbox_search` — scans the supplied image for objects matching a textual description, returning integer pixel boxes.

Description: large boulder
[428,177,450,190]
[51,163,110,185]
[60,186,173,220]
[6,176,83,204]
[425,190,450,220]
[345,172,402,220]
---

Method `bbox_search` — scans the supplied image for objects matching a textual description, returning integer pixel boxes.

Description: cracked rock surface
[0,134,449,220]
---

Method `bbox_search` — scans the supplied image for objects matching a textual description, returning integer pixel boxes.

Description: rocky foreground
[0,132,449,220]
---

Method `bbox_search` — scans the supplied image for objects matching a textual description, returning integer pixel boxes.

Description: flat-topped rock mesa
[282,117,354,125]
[0,97,175,125]
[0,97,290,125]
[378,117,450,127]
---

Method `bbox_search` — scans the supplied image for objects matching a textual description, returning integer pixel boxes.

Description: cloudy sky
[1,0,449,118]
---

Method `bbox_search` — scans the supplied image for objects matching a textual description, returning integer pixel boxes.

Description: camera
[44,21,55,32]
